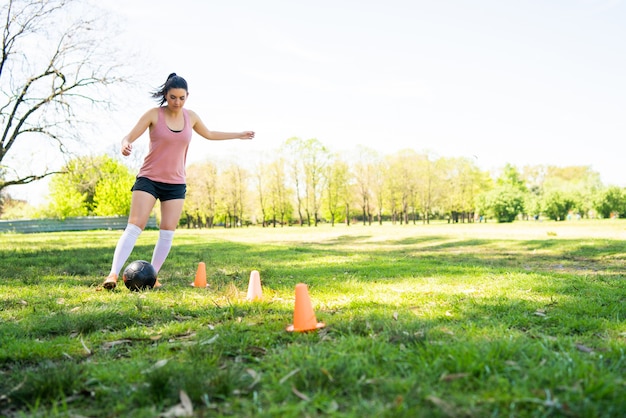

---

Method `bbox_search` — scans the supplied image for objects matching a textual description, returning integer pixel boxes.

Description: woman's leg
[151,229,174,273]
[103,191,157,289]
[128,190,159,230]
[150,198,185,274]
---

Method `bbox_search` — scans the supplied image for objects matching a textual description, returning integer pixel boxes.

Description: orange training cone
[246,270,263,301]
[190,262,208,288]
[286,283,325,332]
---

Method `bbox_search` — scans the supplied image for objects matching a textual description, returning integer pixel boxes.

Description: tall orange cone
[190,262,208,288]
[286,283,325,332]
[246,270,263,301]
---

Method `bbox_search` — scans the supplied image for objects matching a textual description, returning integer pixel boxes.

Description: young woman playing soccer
[102,73,254,289]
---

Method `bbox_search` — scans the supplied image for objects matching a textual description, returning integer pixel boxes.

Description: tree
[497,163,528,191]
[183,161,219,228]
[353,146,378,225]
[594,186,626,219]
[371,158,387,225]
[44,155,134,218]
[478,163,526,223]
[0,0,125,194]
[282,137,328,226]
[218,163,248,227]
[441,157,484,223]
[301,138,328,226]
[266,157,293,226]
[47,176,87,218]
[283,137,306,225]
[484,187,525,223]
[541,165,601,218]
[93,158,135,216]
[387,150,420,225]
[323,155,350,226]
[413,153,439,224]
[253,160,269,227]
[542,190,576,221]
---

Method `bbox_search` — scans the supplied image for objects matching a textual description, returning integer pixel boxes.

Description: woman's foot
[103,273,118,290]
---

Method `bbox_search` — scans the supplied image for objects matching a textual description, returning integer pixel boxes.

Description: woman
[103,73,254,290]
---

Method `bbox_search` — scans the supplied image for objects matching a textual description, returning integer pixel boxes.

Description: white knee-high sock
[151,229,175,273]
[110,224,142,276]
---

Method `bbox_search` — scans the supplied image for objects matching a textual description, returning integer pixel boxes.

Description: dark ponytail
[151,73,189,105]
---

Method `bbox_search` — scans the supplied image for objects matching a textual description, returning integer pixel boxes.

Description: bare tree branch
[0,0,127,194]
[0,170,63,188]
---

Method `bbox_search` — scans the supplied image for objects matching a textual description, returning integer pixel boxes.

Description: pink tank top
[137,107,193,184]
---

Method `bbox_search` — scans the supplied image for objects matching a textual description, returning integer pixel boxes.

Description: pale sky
[9,0,626,204]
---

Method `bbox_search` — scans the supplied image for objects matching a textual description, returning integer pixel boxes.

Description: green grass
[1,220,625,417]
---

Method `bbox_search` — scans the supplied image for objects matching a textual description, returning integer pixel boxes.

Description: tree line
[2,137,625,226]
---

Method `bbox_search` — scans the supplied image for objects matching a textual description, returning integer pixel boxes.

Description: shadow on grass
[2,233,624,292]
[1,233,624,336]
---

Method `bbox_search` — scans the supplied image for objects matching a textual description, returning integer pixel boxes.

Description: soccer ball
[123,260,157,291]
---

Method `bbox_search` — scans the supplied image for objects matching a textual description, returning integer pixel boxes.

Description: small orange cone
[190,262,208,288]
[286,283,325,332]
[246,270,263,301]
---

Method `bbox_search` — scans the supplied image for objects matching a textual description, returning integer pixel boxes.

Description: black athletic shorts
[131,177,186,201]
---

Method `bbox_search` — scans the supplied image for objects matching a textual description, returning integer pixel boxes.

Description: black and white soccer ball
[123,260,157,291]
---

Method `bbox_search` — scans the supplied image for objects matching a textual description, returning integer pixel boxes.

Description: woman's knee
[127,218,148,230]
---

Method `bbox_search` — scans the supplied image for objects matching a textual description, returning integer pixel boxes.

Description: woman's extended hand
[121,139,133,156]
[240,131,255,140]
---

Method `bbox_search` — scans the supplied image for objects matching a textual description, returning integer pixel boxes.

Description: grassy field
[0,220,625,417]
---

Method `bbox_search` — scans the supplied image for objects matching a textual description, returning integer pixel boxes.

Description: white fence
[0,216,157,234]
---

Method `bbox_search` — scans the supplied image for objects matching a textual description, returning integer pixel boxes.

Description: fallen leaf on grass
[168,331,196,343]
[279,368,300,384]
[142,359,168,374]
[102,335,167,350]
[246,346,267,357]
[80,337,91,355]
[199,334,219,345]
[393,312,398,321]
[440,327,454,336]
[180,390,193,413]
[426,395,457,417]
[440,373,469,382]
[160,390,193,417]
[534,309,547,317]
[2,378,26,401]
[246,368,261,389]
[291,386,310,401]
[102,339,133,350]
[575,344,594,353]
